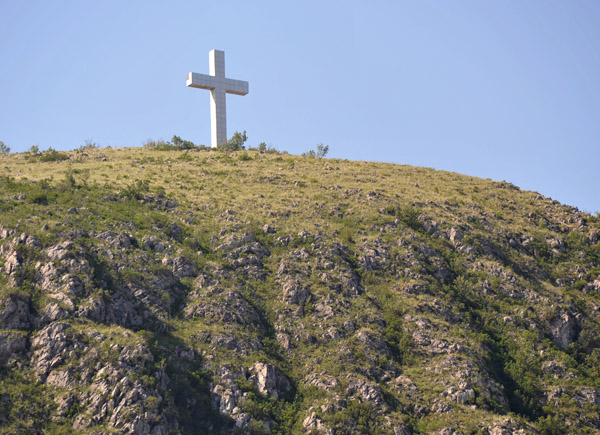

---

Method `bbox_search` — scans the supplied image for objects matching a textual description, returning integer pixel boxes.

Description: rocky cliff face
[0,148,599,434]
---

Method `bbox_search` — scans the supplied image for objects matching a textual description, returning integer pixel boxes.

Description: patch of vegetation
[381,204,424,231]
[144,135,207,151]
[36,147,70,162]
[0,140,10,154]
[302,143,329,158]
[218,130,248,151]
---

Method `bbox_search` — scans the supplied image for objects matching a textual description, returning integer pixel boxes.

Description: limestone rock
[46,241,73,261]
[249,362,291,399]
[282,279,311,306]
[0,295,31,329]
[302,411,333,434]
[346,378,387,410]
[162,255,197,278]
[550,312,580,349]
[443,382,475,405]
[0,331,27,362]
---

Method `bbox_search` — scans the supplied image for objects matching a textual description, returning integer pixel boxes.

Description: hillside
[0,146,599,434]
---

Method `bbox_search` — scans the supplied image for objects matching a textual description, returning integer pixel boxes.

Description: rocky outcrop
[550,312,580,349]
[0,294,31,329]
[0,331,27,362]
[185,289,263,329]
[30,322,174,434]
[346,378,387,410]
[443,382,476,405]
[210,366,252,429]
[249,362,291,400]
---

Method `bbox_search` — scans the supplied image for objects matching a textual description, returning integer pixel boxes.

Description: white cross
[186,49,249,148]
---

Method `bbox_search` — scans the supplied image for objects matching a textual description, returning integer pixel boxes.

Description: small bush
[29,193,49,205]
[143,138,168,148]
[79,138,99,150]
[122,179,150,200]
[238,151,252,161]
[382,205,423,231]
[170,135,196,150]
[144,136,205,151]
[38,148,70,162]
[537,414,568,435]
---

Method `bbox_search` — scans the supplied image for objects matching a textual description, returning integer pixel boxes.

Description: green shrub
[170,135,196,149]
[238,151,252,161]
[29,193,49,205]
[143,138,169,148]
[537,414,567,435]
[382,205,423,231]
[38,148,69,162]
[79,139,98,150]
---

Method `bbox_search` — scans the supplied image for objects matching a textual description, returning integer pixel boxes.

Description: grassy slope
[0,147,599,434]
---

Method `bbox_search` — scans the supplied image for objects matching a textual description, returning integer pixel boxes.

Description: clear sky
[1,1,599,213]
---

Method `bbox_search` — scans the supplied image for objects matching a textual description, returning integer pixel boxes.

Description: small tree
[316,144,329,158]
[0,141,10,155]
[302,143,329,158]
[219,130,247,151]
[170,135,196,149]
[256,142,279,154]
[80,138,98,150]
[28,145,40,154]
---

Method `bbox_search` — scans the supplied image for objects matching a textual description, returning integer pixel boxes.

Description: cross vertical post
[187,49,249,148]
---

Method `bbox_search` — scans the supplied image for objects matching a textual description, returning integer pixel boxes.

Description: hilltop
[0,146,599,434]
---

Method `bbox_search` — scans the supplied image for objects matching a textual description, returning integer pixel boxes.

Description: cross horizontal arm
[186,72,219,90]
[224,78,249,96]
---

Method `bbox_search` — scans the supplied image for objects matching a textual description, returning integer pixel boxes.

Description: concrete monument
[186,49,249,147]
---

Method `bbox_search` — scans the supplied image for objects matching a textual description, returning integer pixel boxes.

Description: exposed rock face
[249,362,291,399]
[4,250,22,282]
[303,411,333,434]
[347,378,387,410]
[550,312,580,349]
[210,366,252,428]
[162,255,197,278]
[46,241,73,261]
[0,295,31,329]
[30,322,174,434]
[358,238,391,272]
[281,279,311,307]
[184,289,263,329]
[0,331,27,362]
[443,382,476,405]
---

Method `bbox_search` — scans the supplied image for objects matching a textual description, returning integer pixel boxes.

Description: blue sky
[1,1,599,213]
